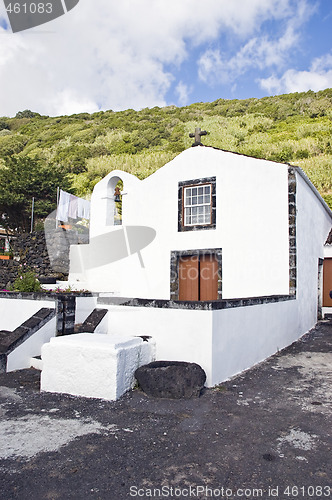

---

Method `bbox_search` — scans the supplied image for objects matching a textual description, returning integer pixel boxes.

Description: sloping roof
[326,228,332,245]
[197,145,332,220]
[293,167,332,220]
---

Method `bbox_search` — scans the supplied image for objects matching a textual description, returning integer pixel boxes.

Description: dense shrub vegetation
[0,89,331,230]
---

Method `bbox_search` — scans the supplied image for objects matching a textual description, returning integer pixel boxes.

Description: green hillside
[0,89,331,231]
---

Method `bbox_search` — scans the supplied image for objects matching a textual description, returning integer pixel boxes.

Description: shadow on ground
[0,320,331,499]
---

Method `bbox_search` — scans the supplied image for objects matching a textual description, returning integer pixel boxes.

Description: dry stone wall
[0,231,69,289]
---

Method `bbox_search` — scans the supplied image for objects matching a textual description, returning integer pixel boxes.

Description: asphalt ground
[0,319,331,500]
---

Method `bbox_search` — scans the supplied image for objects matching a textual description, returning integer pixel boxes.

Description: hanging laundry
[57,189,90,222]
[56,190,71,222]
[68,194,78,219]
[82,199,90,219]
[77,198,90,219]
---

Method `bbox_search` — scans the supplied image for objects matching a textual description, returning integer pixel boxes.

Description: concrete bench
[41,333,155,401]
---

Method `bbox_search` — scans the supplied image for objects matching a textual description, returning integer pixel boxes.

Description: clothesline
[56,189,90,223]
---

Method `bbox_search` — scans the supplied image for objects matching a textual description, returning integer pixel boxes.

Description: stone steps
[75,308,108,333]
[0,308,55,373]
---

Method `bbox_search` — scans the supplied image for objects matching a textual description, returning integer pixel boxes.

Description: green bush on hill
[0,89,331,221]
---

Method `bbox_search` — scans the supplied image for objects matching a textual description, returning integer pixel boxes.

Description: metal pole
[56,186,60,228]
[30,197,35,233]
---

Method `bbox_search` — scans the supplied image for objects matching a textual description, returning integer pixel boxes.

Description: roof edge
[293,166,332,219]
[198,146,331,220]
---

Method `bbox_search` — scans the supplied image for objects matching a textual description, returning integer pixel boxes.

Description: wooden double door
[179,254,218,301]
[323,258,332,307]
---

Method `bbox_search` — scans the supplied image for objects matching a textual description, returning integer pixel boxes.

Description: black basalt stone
[135,361,206,399]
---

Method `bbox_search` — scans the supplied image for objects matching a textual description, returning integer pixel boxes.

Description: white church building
[66,144,332,387]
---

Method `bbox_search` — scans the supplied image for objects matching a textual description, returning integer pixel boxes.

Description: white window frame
[183,184,212,227]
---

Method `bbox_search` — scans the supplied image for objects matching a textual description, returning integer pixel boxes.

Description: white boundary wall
[7,316,56,372]
[0,298,55,331]
[101,298,308,387]
[211,300,299,386]
[105,305,214,384]
[75,296,99,324]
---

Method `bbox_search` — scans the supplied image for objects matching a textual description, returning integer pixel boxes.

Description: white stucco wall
[103,305,214,384]
[69,147,290,298]
[75,296,99,324]
[96,299,300,387]
[89,170,331,388]
[0,298,55,331]
[210,169,331,385]
[295,171,331,328]
[211,300,298,385]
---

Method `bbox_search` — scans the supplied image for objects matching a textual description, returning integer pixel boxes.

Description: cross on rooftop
[189,127,207,146]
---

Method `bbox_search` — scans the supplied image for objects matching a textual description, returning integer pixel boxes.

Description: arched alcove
[106,176,123,226]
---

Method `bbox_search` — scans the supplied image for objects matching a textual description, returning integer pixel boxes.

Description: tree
[0,156,71,232]
[15,110,40,119]
[0,119,10,131]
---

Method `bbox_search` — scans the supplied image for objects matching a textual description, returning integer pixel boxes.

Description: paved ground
[0,320,331,500]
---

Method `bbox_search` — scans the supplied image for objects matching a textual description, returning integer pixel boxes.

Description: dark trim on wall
[170,248,222,301]
[317,258,324,320]
[0,308,55,373]
[178,176,216,232]
[0,291,97,339]
[98,294,296,310]
[0,291,95,300]
[56,295,76,336]
[288,168,297,297]
[75,308,108,333]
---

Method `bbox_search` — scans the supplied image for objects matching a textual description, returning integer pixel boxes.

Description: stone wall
[0,231,69,289]
[0,260,19,290]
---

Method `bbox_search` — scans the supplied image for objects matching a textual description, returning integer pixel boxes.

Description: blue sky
[0,0,331,116]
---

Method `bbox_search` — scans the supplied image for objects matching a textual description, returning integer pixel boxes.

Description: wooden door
[178,254,218,301]
[200,255,218,300]
[179,256,199,301]
[323,258,332,307]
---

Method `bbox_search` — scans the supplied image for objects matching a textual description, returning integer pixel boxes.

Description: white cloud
[260,68,332,94]
[0,0,319,116]
[175,81,192,106]
[197,0,315,86]
[260,54,332,94]
[197,30,297,85]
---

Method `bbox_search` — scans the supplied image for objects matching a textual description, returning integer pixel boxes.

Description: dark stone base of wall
[75,309,108,333]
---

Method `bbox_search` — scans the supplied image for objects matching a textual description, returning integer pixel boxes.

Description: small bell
[114,186,121,202]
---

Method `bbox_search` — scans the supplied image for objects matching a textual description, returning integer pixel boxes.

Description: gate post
[56,294,76,336]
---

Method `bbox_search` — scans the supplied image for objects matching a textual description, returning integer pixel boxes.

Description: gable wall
[210,169,331,385]
[295,170,332,327]
[70,148,291,298]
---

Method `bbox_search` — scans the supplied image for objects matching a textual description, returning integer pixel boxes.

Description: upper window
[178,177,216,232]
[184,184,211,226]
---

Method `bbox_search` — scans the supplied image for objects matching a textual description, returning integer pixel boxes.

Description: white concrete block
[30,357,43,371]
[40,333,155,401]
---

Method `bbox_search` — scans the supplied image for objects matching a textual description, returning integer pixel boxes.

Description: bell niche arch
[89,169,141,239]
[106,175,123,226]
